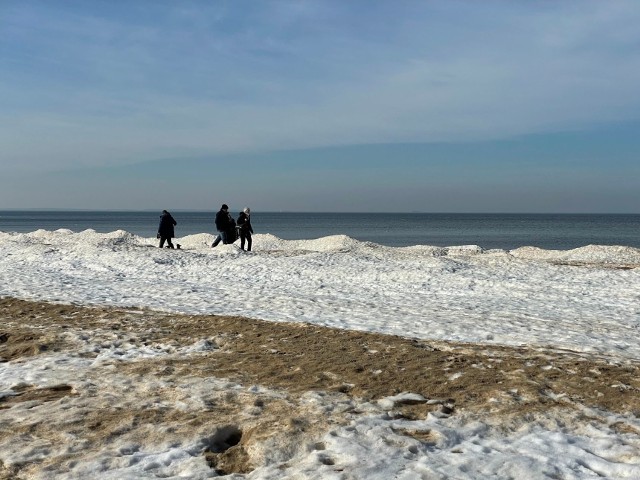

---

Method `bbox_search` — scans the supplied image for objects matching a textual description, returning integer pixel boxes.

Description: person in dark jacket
[211,204,235,247]
[236,207,254,251]
[157,210,177,249]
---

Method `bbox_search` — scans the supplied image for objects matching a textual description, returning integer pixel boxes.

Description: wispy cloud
[2,0,640,173]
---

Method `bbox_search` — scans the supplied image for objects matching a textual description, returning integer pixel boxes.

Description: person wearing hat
[236,207,254,251]
[211,203,235,247]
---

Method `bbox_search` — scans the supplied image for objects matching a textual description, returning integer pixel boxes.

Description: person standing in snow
[157,210,177,249]
[237,207,254,251]
[211,204,235,247]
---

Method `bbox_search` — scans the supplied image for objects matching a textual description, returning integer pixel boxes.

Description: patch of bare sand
[1,297,640,478]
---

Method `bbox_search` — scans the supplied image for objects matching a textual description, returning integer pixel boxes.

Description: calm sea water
[1,211,638,250]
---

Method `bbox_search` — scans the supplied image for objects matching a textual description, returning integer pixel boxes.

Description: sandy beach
[1,230,640,478]
[2,297,640,478]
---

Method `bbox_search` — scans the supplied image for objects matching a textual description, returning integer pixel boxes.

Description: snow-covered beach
[1,229,640,478]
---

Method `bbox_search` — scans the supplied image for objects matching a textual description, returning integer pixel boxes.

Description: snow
[1,229,640,479]
[3,229,639,358]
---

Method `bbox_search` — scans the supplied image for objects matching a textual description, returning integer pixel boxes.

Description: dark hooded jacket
[215,209,234,232]
[237,212,253,233]
[158,211,177,238]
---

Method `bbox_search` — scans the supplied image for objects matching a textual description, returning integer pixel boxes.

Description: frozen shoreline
[1,229,640,478]
[1,229,639,359]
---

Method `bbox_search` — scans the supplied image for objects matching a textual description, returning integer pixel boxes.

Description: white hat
[243,207,250,214]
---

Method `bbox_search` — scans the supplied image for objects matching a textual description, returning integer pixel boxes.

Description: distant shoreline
[2,211,640,250]
[2,209,640,215]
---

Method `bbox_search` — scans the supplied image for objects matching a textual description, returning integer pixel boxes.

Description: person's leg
[240,232,246,250]
[220,230,229,245]
[246,233,252,252]
[167,238,174,249]
[211,233,222,247]
[159,237,166,248]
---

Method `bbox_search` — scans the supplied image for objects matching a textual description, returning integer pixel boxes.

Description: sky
[1,0,639,213]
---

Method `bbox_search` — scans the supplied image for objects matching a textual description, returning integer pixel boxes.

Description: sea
[1,211,639,250]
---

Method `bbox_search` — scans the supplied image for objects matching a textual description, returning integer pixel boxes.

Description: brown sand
[1,297,639,477]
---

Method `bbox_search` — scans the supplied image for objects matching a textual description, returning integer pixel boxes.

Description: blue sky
[1,0,639,212]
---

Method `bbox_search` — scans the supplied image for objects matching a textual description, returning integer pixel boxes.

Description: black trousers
[240,232,252,251]
[159,236,174,248]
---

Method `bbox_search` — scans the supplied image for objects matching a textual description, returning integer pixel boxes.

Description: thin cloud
[1,0,640,173]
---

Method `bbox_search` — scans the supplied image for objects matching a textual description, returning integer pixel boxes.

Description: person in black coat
[157,210,177,249]
[211,204,235,247]
[237,207,254,251]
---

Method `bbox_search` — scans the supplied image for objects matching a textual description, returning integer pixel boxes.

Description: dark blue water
[1,211,638,250]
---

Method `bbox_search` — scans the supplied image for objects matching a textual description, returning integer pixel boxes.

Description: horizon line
[1,209,639,215]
